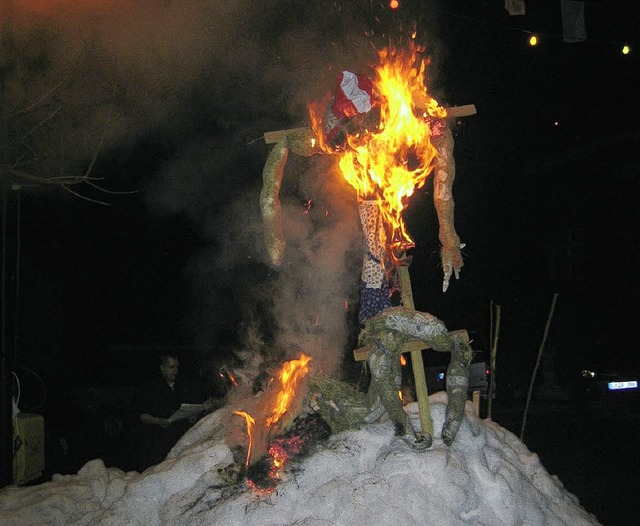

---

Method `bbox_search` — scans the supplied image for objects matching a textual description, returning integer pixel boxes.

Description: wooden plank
[445,104,477,118]
[263,104,476,143]
[352,329,469,361]
[472,390,480,416]
[353,346,372,362]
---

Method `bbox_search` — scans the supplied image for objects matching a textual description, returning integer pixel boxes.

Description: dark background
[10,0,638,391]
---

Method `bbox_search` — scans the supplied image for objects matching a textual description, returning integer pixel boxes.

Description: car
[424,361,491,396]
[563,343,640,410]
[401,345,492,400]
[577,368,640,400]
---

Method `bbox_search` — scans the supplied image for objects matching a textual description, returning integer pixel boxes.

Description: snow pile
[0,393,601,526]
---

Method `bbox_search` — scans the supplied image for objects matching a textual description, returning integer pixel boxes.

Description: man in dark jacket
[137,351,211,470]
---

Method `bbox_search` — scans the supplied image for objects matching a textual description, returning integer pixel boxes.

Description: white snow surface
[0,392,601,526]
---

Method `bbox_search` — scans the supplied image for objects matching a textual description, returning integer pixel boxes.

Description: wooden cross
[352,265,469,437]
[263,103,477,434]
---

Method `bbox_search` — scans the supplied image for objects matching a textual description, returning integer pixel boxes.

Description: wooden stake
[397,265,433,438]
[520,293,560,440]
[487,303,501,420]
[472,390,480,417]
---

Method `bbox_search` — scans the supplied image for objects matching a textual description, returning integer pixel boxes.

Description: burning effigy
[260,42,468,298]
[258,41,474,457]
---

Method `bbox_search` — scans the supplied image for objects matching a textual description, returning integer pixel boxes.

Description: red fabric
[331,71,376,119]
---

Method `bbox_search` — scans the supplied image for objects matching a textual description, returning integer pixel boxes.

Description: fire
[310,43,447,261]
[234,353,313,473]
[233,411,255,467]
[266,353,313,427]
[220,366,239,387]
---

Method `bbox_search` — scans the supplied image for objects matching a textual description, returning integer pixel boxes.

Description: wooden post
[472,390,480,417]
[521,293,559,440]
[396,265,433,438]
[487,303,501,420]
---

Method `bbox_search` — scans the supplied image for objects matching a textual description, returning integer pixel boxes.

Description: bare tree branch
[15,105,63,146]
[11,48,85,118]
[61,183,110,206]
[7,168,101,185]
[84,180,139,195]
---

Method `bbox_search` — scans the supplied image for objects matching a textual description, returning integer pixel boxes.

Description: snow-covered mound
[0,392,601,526]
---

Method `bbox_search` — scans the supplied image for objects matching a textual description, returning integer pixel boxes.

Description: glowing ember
[310,42,447,262]
[246,413,331,493]
[220,366,239,388]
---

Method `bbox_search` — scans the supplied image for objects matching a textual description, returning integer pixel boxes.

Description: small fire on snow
[234,353,320,492]
[246,412,331,493]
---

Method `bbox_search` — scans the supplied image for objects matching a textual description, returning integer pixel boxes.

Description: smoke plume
[3,0,441,377]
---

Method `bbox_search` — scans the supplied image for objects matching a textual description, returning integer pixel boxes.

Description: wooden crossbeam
[263,104,477,144]
[443,104,477,118]
[352,329,470,361]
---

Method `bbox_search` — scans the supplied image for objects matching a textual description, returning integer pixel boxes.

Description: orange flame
[311,43,446,261]
[233,354,313,473]
[233,410,255,467]
[220,367,239,387]
[400,354,407,366]
[266,353,313,428]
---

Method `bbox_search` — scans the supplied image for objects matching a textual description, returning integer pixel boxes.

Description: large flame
[265,353,313,427]
[311,43,447,261]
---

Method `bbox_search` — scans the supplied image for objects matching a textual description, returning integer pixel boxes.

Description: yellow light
[528,35,538,46]
[389,0,399,9]
[621,44,631,55]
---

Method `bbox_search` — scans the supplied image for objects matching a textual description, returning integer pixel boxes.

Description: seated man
[136,351,216,470]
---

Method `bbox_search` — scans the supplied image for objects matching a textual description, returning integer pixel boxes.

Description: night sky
[4,0,639,401]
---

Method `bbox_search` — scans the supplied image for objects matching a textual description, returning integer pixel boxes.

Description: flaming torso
[311,43,448,261]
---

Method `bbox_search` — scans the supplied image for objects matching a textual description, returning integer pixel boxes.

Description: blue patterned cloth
[358,281,392,324]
